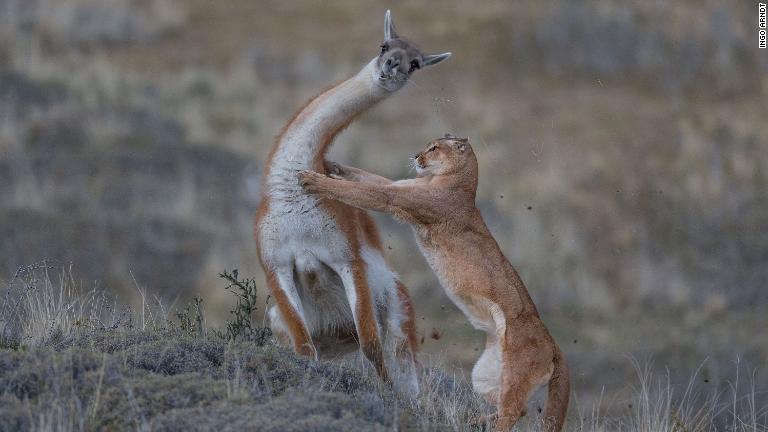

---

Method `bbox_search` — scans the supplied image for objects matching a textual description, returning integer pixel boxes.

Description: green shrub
[217,269,272,344]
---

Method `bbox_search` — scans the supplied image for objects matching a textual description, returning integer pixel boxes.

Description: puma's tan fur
[299,136,570,431]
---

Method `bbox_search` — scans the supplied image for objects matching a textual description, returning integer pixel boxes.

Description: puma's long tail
[544,346,570,431]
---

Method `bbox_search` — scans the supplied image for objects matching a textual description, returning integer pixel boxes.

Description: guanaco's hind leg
[264,266,317,359]
[395,280,419,365]
[389,279,419,394]
[333,258,391,385]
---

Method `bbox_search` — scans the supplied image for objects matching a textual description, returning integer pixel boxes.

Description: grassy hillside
[1,265,765,431]
[0,265,491,431]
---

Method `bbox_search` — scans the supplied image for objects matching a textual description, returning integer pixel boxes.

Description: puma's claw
[324,160,344,177]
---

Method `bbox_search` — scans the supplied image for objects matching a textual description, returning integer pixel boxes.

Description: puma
[299,135,570,431]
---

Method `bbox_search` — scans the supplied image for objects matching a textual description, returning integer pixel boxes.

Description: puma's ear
[422,52,452,67]
[384,10,398,40]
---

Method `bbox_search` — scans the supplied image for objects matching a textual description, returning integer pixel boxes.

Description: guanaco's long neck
[267,59,389,183]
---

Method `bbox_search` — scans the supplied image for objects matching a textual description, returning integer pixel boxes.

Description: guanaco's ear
[384,10,398,40]
[422,52,452,67]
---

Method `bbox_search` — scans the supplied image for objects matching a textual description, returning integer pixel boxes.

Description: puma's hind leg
[495,335,555,431]
[495,363,531,431]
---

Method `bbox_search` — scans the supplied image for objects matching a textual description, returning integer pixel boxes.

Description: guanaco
[298,135,570,431]
[254,11,451,392]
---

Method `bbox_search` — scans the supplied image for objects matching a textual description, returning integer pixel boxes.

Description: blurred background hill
[1,0,766,419]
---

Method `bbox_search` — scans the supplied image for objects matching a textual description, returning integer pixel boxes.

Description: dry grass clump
[0,262,109,349]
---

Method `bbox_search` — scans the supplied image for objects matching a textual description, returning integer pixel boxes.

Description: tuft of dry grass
[1,261,102,348]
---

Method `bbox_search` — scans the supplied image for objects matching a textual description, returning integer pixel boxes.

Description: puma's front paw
[324,160,345,179]
[297,170,328,194]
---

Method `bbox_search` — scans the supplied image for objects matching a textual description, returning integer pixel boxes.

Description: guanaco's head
[413,134,477,177]
[374,10,451,92]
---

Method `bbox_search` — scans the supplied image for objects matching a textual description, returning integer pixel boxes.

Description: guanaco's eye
[409,60,420,72]
[380,44,388,55]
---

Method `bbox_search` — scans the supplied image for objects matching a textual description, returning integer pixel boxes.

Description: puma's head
[413,134,477,176]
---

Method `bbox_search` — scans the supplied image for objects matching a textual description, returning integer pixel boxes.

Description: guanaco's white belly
[258,180,395,335]
[260,197,349,265]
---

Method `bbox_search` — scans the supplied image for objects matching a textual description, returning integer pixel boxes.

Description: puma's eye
[380,44,388,55]
[409,60,420,72]
[427,145,437,152]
